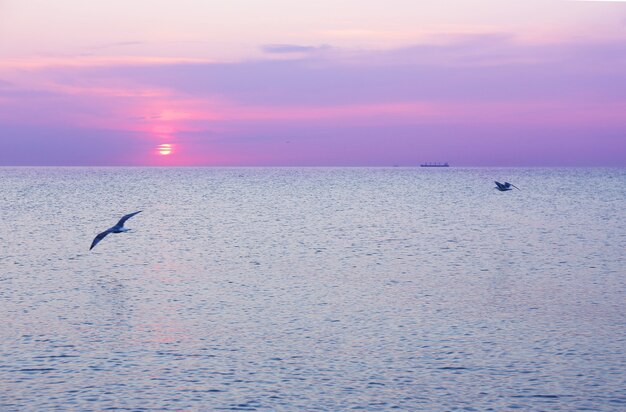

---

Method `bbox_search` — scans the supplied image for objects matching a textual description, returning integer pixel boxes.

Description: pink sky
[1,0,625,166]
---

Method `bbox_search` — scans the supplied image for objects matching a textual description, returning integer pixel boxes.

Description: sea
[0,167,624,411]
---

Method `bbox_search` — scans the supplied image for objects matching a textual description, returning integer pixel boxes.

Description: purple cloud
[57,35,626,106]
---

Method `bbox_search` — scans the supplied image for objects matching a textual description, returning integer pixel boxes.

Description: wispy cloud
[88,41,146,51]
[261,44,331,54]
[0,55,212,70]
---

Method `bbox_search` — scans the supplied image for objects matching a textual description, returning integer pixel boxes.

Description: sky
[1,0,625,166]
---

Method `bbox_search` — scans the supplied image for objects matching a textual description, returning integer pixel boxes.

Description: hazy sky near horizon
[1,0,625,165]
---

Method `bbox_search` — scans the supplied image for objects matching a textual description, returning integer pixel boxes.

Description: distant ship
[420,162,449,167]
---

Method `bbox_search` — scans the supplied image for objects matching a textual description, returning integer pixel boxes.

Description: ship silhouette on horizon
[420,162,449,167]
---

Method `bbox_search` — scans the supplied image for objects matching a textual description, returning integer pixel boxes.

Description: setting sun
[158,143,173,155]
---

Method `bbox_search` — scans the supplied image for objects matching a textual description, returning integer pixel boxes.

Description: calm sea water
[1,167,624,411]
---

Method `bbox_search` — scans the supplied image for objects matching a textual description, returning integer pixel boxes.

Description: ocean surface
[0,167,624,411]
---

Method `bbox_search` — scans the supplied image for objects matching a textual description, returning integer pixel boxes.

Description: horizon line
[1,164,624,168]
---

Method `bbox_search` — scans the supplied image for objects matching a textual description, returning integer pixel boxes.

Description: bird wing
[510,184,521,190]
[116,210,142,227]
[90,228,112,250]
[494,181,504,189]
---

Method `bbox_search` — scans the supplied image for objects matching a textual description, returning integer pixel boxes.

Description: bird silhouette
[494,181,520,191]
[90,211,142,250]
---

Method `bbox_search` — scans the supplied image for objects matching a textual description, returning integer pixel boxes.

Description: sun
[158,143,173,155]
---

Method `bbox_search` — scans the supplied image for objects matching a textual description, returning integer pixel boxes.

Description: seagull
[90,211,142,250]
[494,181,520,191]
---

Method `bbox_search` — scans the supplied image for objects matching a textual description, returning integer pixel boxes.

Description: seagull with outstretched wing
[494,181,520,191]
[90,211,142,250]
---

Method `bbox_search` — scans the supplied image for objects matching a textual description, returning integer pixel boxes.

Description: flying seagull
[494,181,520,191]
[90,211,142,250]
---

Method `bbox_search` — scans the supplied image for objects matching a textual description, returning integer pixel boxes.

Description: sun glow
[158,143,173,155]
